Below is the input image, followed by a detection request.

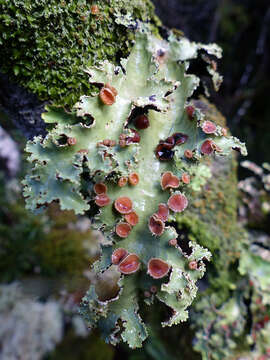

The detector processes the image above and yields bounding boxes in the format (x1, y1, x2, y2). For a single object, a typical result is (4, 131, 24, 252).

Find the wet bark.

(0, 73, 46, 140)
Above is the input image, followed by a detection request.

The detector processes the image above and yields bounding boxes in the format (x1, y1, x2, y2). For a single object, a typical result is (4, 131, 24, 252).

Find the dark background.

(154, 0, 270, 169)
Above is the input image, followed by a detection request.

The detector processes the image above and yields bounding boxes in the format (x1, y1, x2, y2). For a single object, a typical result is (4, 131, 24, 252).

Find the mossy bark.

(0, 0, 159, 106)
(0, 0, 160, 138)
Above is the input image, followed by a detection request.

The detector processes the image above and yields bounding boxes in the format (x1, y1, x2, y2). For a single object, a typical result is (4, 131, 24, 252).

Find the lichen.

(22, 27, 246, 348)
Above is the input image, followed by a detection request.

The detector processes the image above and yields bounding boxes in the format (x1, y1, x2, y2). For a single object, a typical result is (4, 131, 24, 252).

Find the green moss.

(176, 214, 220, 252)
(0, 0, 160, 106)
(35, 205, 95, 276)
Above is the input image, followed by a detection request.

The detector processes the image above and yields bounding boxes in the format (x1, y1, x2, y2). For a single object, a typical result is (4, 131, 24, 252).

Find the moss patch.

(0, 0, 159, 106)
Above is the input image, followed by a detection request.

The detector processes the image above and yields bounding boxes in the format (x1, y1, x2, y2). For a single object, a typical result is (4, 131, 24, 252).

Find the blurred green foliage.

(0, 176, 96, 281)
(46, 331, 115, 360)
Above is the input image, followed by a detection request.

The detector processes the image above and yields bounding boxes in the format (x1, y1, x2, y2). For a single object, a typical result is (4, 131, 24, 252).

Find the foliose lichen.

(22, 25, 246, 348)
